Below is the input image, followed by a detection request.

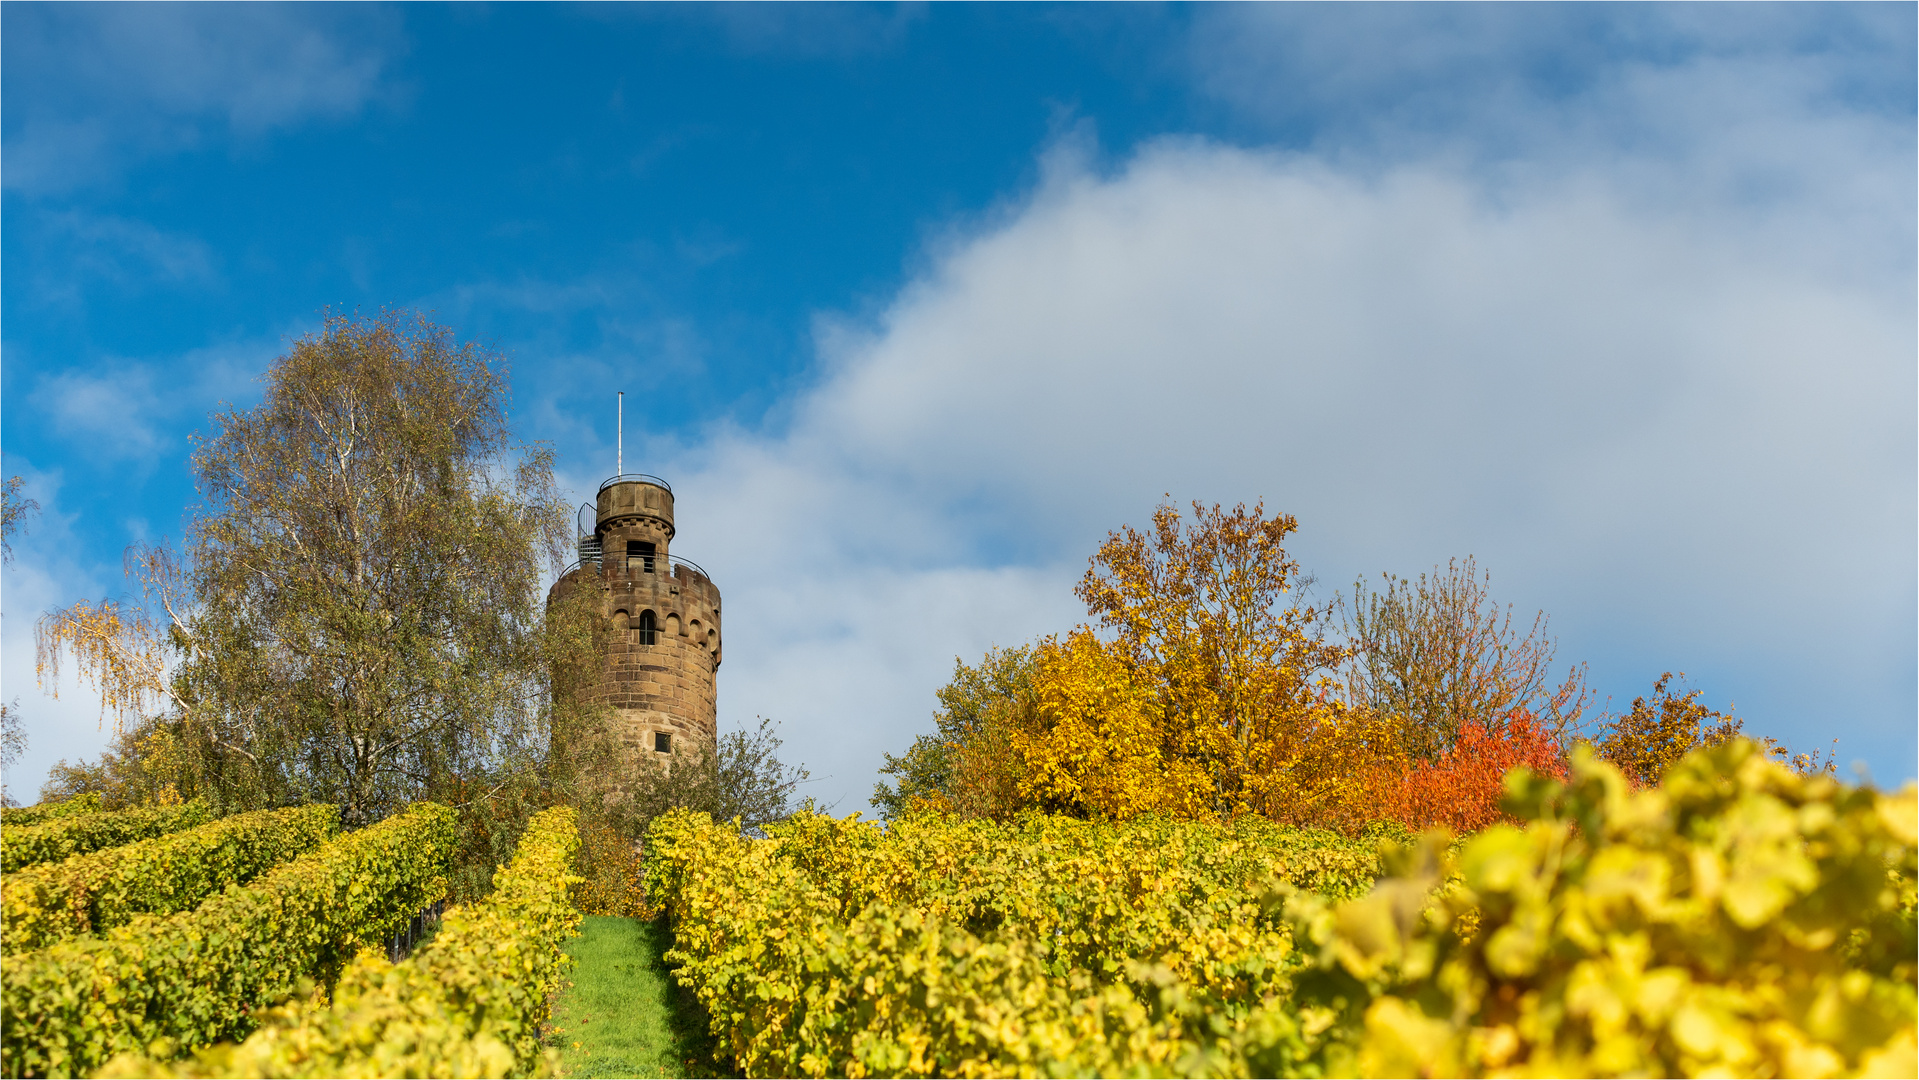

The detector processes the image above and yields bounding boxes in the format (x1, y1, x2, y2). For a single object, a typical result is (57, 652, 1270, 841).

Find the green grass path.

(550, 916, 716, 1079)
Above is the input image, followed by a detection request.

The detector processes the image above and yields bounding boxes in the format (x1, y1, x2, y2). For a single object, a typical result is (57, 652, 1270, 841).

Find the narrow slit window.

(654, 732, 672, 754)
(637, 610, 658, 645)
(627, 540, 657, 573)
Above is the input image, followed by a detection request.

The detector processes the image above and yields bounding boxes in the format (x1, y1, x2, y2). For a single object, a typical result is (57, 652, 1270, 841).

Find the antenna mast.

(617, 391, 623, 475)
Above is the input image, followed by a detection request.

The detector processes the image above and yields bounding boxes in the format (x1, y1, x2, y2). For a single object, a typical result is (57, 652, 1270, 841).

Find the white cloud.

(1186, 7, 1913, 135)
(603, 11, 1916, 805)
(1184, 5, 1915, 245)
(647, 132, 1912, 807)
(2, 4, 401, 194)
(24, 337, 276, 467)
(0, 467, 123, 804)
(50, 212, 219, 285)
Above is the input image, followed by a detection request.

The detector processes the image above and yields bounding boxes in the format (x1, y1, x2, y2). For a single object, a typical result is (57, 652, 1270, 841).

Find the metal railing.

(669, 554, 710, 579)
(597, 473, 672, 494)
(555, 552, 712, 582)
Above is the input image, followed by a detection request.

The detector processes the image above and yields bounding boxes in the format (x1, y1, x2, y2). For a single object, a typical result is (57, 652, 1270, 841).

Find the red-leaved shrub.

(1373, 710, 1569, 833)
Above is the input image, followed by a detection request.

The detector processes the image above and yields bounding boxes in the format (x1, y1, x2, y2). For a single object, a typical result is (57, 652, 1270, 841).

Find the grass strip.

(551, 916, 720, 1079)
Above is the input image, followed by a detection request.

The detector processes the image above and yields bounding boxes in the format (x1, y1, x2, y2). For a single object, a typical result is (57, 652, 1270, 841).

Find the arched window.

(637, 609, 658, 645)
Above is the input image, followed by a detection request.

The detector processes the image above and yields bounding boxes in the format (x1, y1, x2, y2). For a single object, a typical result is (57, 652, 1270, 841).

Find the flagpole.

(617, 391, 623, 475)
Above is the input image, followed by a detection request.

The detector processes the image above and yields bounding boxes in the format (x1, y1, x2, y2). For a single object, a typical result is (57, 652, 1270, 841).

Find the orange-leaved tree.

(1595, 672, 1739, 787)
(1015, 500, 1397, 823)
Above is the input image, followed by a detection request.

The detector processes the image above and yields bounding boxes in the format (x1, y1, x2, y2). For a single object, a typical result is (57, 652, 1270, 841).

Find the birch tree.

(37, 312, 575, 825)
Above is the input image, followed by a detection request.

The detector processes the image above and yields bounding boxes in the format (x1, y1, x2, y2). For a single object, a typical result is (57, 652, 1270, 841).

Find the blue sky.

(4, 3, 1914, 807)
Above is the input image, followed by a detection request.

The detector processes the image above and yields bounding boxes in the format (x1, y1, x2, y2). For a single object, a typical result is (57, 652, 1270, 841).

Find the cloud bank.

(659, 133, 1912, 805)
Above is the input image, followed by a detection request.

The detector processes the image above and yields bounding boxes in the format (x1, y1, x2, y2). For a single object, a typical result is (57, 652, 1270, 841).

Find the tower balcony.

(555, 553, 717, 605)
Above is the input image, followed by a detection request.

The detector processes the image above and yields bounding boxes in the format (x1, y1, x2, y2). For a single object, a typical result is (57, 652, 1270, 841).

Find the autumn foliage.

(1011, 502, 1413, 826)
(878, 498, 1824, 846)
(1367, 709, 1569, 833)
(674, 745, 1916, 1078)
(879, 501, 1576, 834)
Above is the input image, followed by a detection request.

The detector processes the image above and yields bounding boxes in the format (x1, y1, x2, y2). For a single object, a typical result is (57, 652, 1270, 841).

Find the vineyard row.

(645, 741, 1917, 1078)
(101, 805, 584, 1079)
(2, 802, 457, 1077)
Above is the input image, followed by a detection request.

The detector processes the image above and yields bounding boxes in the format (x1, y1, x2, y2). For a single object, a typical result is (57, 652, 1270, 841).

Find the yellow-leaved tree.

(1021, 627, 1214, 818)
(1016, 501, 1400, 823)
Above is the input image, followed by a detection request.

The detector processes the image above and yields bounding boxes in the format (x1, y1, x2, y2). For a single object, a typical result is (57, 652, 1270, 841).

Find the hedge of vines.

(0, 795, 103, 829)
(1, 801, 211, 873)
(644, 806, 1382, 1076)
(2, 804, 340, 952)
(102, 806, 584, 1079)
(0, 802, 457, 1078)
(1285, 741, 1917, 1078)
(646, 741, 1916, 1079)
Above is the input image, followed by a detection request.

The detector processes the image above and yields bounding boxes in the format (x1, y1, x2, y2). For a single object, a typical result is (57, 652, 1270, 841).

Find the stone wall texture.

(548, 478, 720, 784)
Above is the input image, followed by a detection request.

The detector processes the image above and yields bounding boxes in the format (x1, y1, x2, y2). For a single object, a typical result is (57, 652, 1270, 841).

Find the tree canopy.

(875, 499, 1825, 834)
(882, 502, 1396, 825)
(37, 311, 579, 827)
(1339, 556, 1592, 761)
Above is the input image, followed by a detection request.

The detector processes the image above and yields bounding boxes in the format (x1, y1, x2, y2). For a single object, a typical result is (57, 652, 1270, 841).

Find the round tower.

(551, 473, 721, 771)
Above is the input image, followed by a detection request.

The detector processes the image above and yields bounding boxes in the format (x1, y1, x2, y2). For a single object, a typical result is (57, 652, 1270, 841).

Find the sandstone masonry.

(549, 475, 720, 775)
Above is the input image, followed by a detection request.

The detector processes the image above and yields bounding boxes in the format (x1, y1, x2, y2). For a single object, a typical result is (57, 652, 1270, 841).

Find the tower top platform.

(596, 474, 674, 537)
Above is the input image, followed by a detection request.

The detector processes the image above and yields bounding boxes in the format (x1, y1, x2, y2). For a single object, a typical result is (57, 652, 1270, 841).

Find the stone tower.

(551, 473, 721, 767)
